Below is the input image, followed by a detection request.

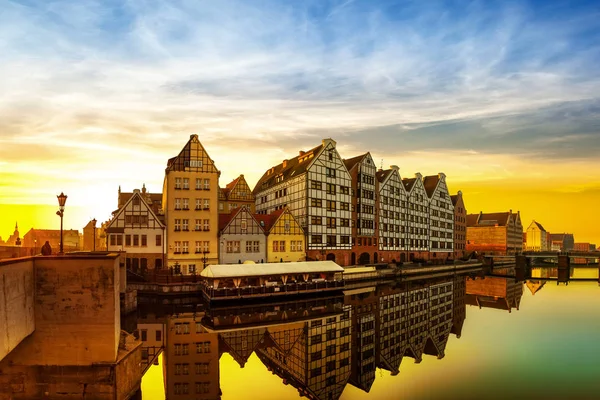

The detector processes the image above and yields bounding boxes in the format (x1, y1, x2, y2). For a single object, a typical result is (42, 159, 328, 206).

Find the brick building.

(466, 210, 523, 255)
(451, 191, 467, 260)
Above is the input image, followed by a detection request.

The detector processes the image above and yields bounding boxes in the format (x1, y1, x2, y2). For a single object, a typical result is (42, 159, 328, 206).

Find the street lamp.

(56, 192, 67, 254)
(91, 218, 97, 251)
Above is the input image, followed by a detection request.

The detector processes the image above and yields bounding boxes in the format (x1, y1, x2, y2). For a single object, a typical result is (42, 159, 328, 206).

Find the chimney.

(299, 150, 306, 157)
(390, 165, 399, 171)
(283, 159, 288, 168)
(458, 190, 462, 195)
(142, 183, 146, 194)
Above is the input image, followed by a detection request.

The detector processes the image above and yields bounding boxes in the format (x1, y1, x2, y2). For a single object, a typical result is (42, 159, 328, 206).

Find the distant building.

(402, 174, 430, 261)
(590, 244, 597, 252)
(5, 222, 21, 246)
(218, 174, 255, 214)
(218, 206, 266, 264)
(22, 228, 79, 252)
(549, 233, 575, 251)
(376, 165, 406, 264)
(574, 243, 591, 252)
(525, 220, 548, 251)
(163, 135, 220, 274)
(106, 189, 166, 272)
(82, 219, 103, 251)
(451, 191, 467, 260)
(466, 210, 523, 255)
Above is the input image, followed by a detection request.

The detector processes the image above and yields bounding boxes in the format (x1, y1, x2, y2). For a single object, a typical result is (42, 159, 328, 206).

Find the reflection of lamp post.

(202, 250, 209, 269)
(34, 239, 37, 255)
(56, 192, 68, 254)
(91, 218, 97, 251)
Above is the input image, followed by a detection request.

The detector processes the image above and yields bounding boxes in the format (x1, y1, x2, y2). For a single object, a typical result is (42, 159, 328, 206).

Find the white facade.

(106, 190, 166, 269)
(427, 174, 454, 255)
(526, 221, 548, 251)
(355, 154, 377, 238)
(404, 174, 430, 255)
(378, 166, 408, 252)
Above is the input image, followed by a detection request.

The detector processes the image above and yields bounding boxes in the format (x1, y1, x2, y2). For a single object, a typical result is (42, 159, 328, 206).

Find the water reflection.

(134, 275, 472, 400)
(465, 267, 523, 312)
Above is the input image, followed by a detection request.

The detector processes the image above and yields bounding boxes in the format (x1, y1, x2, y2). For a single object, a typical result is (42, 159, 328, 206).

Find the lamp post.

(56, 192, 67, 254)
(91, 218, 97, 251)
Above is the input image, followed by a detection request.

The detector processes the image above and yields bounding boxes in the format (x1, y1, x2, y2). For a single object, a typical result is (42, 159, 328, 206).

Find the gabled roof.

(252, 144, 323, 194)
(218, 206, 264, 233)
(253, 209, 285, 233)
(343, 153, 368, 172)
(402, 178, 417, 192)
(107, 191, 165, 231)
(450, 191, 463, 207)
(466, 214, 480, 227)
(529, 220, 546, 232)
(422, 175, 440, 198)
(376, 169, 392, 183)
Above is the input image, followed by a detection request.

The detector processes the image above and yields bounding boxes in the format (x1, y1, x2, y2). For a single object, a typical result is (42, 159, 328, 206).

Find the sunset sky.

(1, 0, 599, 244)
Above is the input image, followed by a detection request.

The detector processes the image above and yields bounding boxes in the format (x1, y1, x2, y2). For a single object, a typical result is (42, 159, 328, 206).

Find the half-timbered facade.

(218, 174, 255, 214)
(163, 134, 220, 274)
(254, 139, 353, 265)
(377, 166, 408, 263)
(424, 174, 454, 262)
(106, 189, 166, 272)
(256, 208, 306, 263)
(344, 153, 378, 264)
(218, 206, 266, 264)
(403, 174, 430, 261)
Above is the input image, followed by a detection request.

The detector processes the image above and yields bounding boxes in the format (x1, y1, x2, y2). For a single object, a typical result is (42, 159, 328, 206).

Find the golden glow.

(1, 146, 598, 245)
(141, 353, 166, 399)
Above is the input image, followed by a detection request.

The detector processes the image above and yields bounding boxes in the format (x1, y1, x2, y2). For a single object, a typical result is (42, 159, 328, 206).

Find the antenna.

(380, 159, 383, 170)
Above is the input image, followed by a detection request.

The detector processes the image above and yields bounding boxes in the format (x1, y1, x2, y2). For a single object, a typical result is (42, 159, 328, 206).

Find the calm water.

(132, 268, 600, 400)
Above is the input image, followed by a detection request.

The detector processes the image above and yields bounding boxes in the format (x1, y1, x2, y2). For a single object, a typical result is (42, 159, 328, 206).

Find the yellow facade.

(218, 174, 256, 214)
(266, 210, 305, 263)
(163, 135, 220, 273)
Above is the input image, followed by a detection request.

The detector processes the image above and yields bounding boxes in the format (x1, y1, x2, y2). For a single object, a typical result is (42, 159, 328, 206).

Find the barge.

(199, 261, 344, 302)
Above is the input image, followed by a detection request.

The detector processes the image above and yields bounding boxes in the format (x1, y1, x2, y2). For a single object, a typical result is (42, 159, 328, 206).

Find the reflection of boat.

(199, 261, 345, 302)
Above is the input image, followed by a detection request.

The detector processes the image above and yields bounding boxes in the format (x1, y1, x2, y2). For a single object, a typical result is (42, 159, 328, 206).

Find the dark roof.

(376, 168, 392, 183)
(343, 153, 367, 172)
(252, 144, 323, 194)
(466, 214, 480, 227)
(402, 178, 417, 192)
(550, 233, 573, 241)
(218, 209, 240, 231)
(422, 175, 440, 198)
(253, 209, 287, 232)
(532, 221, 546, 232)
(467, 212, 511, 227)
(119, 192, 162, 207)
(221, 175, 241, 198)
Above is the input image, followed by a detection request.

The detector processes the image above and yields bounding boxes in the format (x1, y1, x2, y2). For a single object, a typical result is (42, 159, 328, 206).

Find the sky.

(1, 0, 599, 243)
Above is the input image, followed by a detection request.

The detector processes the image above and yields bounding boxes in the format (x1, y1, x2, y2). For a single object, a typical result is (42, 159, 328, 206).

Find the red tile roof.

(343, 153, 367, 172)
(252, 144, 323, 194)
(422, 175, 440, 198)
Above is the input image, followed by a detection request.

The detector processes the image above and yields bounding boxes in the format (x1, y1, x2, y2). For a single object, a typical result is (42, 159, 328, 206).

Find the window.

(326, 168, 336, 178)
(196, 382, 210, 394)
(203, 241, 210, 252)
(291, 240, 303, 251)
(175, 177, 182, 189)
(204, 179, 210, 190)
(196, 363, 210, 375)
(310, 367, 322, 378)
(195, 198, 201, 210)
(125, 235, 132, 246)
(327, 235, 336, 246)
(203, 219, 210, 231)
(310, 198, 322, 208)
(141, 235, 147, 246)
(241, 219, 247, 231)
(326, 183, 336, 195)
(182, 178, 189, 189)
(341, 236, 350, 244)
(182, 241, 189, 253)
(195, 219, 201, 231)
(312, 235, 322, 244)
(156, 234, 161, 247)
(340, 186, 350, 195)
(175, 198, 181, 210)
(203, 199, 210, 210)
(174, 241, 181, 253)
(326, 200, 336, 211)
(116, 235, 122, 246)
(310, 180, 322, 190)
(133, 235, 139, 246)
(190, 159, 202, 168)
(189, 264, 196, 274)
(141, 330, 147, 341)
(174, 219, 181, 231)
(196, 178, 202, 190)
(340, 202, 349, 211)
(311, 216, 322, 225)
(326, 217, 336, 228)
(226, 241, 240, 253)
(278, 241, 285, 252)
(340, 218, 350, 227)
(182, 198, 189, 210)
(182, 219, 189, 231)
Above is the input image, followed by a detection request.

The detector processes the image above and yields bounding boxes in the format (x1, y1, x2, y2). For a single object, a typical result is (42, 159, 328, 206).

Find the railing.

(127, 268, 202, 285)
(203, 280, 345, 299)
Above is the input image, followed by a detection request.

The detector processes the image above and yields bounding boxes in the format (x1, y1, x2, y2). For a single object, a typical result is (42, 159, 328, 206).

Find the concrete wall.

(5, 254, 121, 366)
(0, 258, 35, 362)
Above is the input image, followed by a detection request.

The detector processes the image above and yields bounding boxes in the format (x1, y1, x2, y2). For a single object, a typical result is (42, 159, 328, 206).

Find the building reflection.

(153, 276, 466, 400)
(466, 267, 524, 313)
